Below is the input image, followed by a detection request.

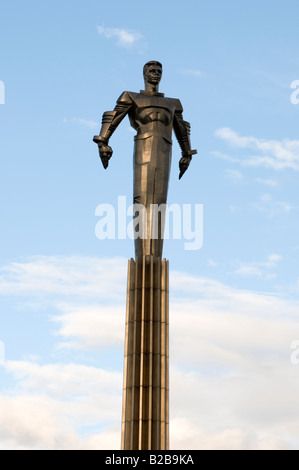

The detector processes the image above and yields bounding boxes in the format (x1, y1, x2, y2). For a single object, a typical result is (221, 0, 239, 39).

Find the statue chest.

(130, 96, 177, 127)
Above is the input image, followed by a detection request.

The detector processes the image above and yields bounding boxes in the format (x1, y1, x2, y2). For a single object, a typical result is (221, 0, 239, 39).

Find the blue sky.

(0, 0, 299, 449)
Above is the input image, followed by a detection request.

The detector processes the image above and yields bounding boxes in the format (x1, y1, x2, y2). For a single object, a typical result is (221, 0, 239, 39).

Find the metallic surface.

(93, 62, 196, 450)
(93, 61, 197, 259)
(121, 256, 169, 450)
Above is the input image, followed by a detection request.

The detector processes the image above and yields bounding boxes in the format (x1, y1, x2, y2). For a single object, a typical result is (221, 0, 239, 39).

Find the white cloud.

(235, 264, 264, 277)
(255, 177, 279, 187)
(249, 193, 295, 217)
(208, 259, 218, 267)
(52, 304, 125, 350)
(214, 127, 299, 171)
(229, 204, 241, 212)
(1, 255, 299, 449)
(0, 255, 127, 300)
(224, 169, 244, 182)
(97, 26, 143, 48)
(5, 361, 121, 401)
(0, 394, 81, 450)
(0, 361, 122, 450)
(170, 269, 298, 371)
(234, 253, 282, 279)
(211, 150, 238, 163)
(268, 254, 282, 263)
(63, 117, 99, 129)
(179, 69, 202, 78)
(170, 418, 292, 450)
(260, 193, 273, 203)
(170, 367, 297, 450)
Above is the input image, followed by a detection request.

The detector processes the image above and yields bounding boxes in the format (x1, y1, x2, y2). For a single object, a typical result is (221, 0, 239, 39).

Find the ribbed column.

(121, 255, 169, 450)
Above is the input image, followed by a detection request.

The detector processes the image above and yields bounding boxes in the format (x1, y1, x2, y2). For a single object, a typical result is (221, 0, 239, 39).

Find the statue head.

(143, 61, 163, 86)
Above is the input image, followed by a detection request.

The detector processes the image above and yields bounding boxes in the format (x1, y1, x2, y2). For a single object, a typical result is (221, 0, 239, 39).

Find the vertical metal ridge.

(151, 256, 161, 450)
(147, 255, 154, 449)
(165, 259, 169, 450)
(122, 256, 169, 450)
(121, 259, 132, 449)
(122, 258, 138, 450)
(160, 258, 165, 450)
(160, 258, 169, 450)
(131, 257, 141, 449)
(138, 256, 146, 449)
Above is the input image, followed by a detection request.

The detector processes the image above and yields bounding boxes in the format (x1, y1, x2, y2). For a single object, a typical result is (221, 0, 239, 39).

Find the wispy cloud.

(249, 193, 295, 217)
(235, 253, 282, 279)
(63, 118, 98, 130)
(1, 255, 299, 449)
(97, 26, 143, 48)
(0, 255, 127, 300)
(52, 304, 125, 351)
(179, 69, 202, 78)
(0, 361, 122, 450)
(211, 150, 238, 163)
(224, 169, 244, 182)
(255, 178, 279, 187)
(208, 259, 218, 267)
(214, 127, 299, 171)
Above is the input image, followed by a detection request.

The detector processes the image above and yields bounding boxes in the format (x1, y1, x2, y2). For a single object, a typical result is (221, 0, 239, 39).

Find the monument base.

(121, 255, 169, 450)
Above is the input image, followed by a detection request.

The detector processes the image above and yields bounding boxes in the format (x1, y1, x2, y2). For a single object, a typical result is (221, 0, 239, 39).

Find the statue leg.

(133, 136, 172, 259)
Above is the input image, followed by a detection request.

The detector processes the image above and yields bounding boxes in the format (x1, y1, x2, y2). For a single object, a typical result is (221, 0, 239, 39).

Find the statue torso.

(118, 91, 182, 142)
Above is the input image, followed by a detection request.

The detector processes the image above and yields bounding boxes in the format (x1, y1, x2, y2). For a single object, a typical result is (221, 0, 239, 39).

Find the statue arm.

(93, 91, 133, 169)
(173, 104, 197, 179)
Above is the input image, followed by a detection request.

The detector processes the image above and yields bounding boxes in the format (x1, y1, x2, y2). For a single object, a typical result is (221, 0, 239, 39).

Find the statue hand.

(99, 144, 113, 169)
(179, 156, 191, 179)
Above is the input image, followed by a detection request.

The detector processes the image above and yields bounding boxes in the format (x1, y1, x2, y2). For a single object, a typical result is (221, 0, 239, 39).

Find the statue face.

(144, 65, 162, 85)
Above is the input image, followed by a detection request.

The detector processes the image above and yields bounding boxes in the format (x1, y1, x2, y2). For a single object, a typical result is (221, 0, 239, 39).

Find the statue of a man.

(93, 61, 197, 259)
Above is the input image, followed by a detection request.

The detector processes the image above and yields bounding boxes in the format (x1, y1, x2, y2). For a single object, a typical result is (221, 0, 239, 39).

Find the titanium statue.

(93, 61, 197, 259)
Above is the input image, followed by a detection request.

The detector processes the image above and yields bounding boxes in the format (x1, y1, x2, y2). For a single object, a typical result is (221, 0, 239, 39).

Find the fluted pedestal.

(121, 255, 169, 450)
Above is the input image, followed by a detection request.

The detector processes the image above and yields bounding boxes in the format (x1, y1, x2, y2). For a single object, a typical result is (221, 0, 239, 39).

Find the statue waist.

(134, 122, 173, 143)
(134, 131, 172, 144)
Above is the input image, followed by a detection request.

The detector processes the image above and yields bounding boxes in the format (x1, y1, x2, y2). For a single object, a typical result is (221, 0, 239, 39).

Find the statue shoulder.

(173, 98, 183, 113)
(116, 91, 138, 105)
(164, 96, 183, 113)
